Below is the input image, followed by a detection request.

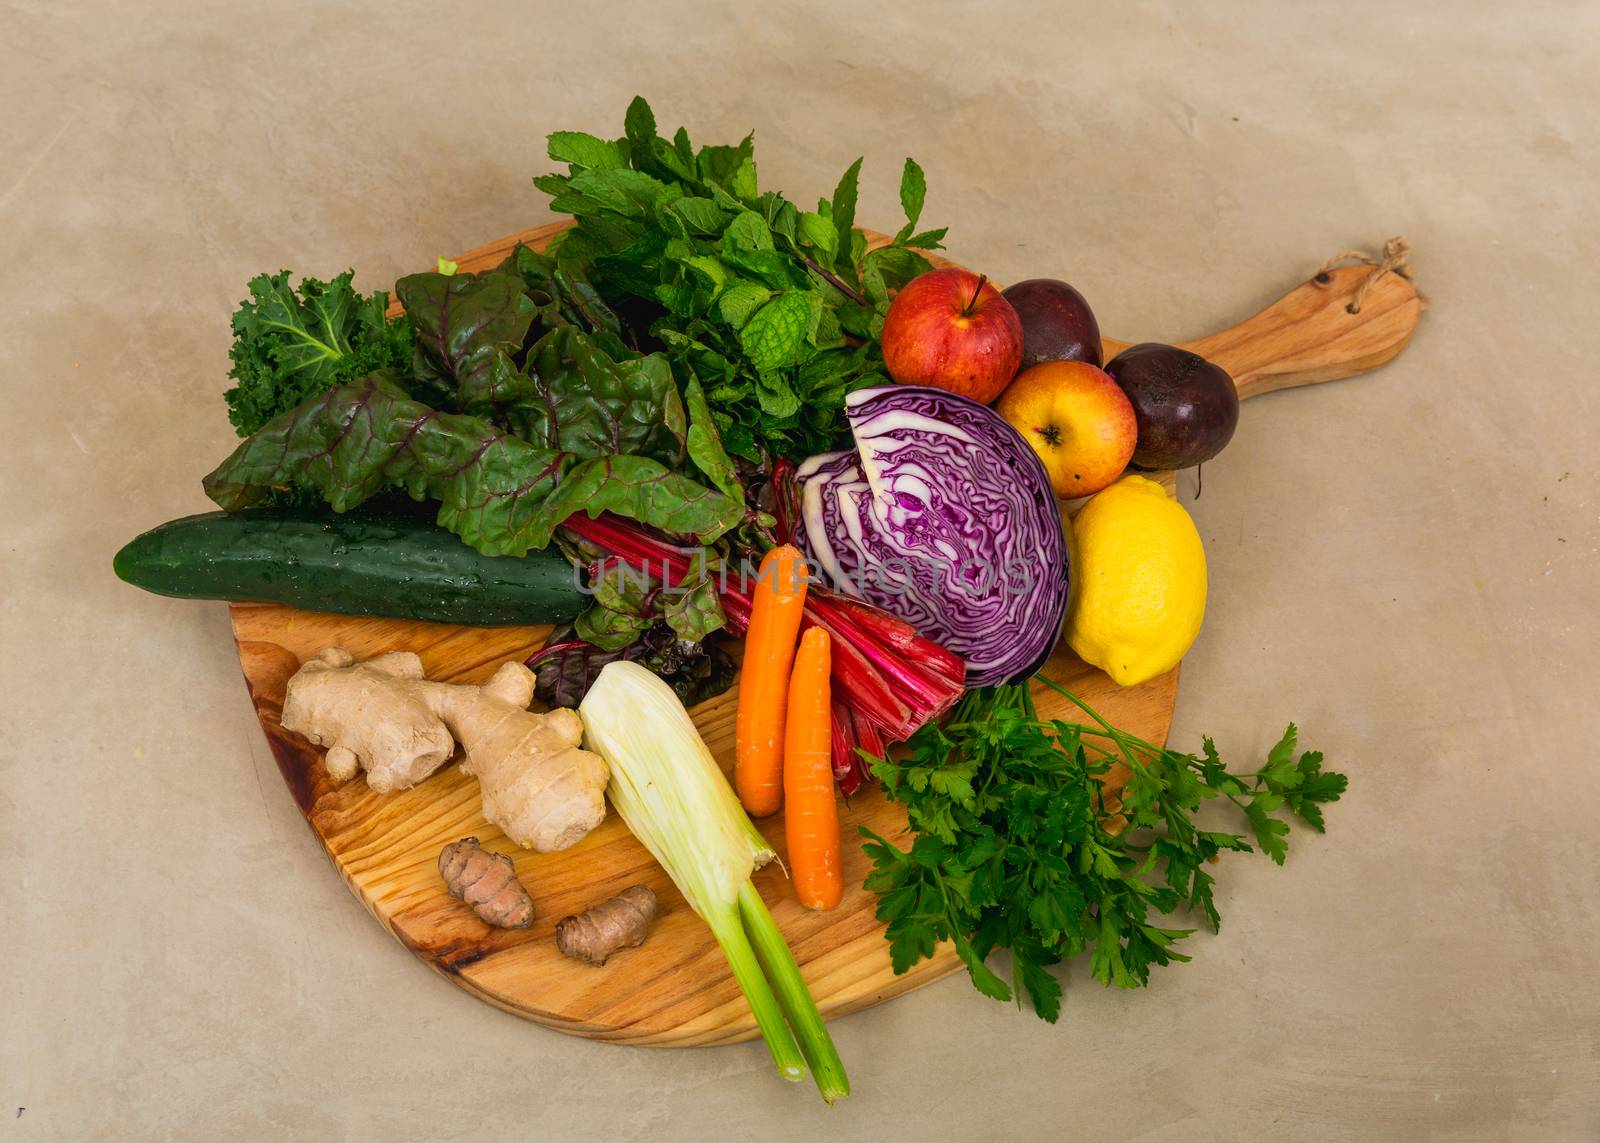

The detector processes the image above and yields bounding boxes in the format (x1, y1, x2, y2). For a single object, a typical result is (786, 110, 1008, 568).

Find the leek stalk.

(580, 661, 850, 1103)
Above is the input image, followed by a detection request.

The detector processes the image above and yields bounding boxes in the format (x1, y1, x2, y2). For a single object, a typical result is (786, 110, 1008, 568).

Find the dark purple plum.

(1001, 278, 1102, 369)
(1104, 343, 1239, 470)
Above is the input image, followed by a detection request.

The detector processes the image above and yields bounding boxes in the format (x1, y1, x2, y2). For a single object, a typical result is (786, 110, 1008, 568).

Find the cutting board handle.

(1101, 259, 1423, 403)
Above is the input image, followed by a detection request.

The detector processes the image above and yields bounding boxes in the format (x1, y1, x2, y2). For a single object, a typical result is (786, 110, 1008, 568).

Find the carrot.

(735, 545, 810, 817)
(784, 627, 842, 911)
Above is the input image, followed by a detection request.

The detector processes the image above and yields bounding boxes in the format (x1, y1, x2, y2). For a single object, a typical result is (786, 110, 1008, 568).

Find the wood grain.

(233, 606, 1177, 1044)
(237, 223, 1420, 1045)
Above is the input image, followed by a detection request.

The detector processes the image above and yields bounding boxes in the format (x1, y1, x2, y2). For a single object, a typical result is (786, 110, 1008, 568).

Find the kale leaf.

(224, 270, 411, 437)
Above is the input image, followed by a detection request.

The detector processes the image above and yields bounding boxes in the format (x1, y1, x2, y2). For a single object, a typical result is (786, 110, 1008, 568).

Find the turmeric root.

(439, 837, 534, 929)
(556, 886, 658, 965)
(281, 647, 610, 852)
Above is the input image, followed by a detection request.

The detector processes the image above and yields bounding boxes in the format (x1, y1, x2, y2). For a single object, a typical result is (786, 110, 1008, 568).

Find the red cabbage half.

(795, 385, 1068, 688)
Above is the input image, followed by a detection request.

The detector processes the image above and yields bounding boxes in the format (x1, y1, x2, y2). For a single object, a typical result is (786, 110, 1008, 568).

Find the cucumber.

(114, 508, 585, 627)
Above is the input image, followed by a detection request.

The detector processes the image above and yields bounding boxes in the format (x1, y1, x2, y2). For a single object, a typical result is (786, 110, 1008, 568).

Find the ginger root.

(282, 647, 610, 852)
(281, 648, 454, 793)
(556, 885, 658, 966)
(430, 661, 611, 853)
(439, 837, 534, 929)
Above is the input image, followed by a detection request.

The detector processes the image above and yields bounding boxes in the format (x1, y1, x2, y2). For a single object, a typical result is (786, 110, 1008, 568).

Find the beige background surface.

(3, 1, 1598, 1139)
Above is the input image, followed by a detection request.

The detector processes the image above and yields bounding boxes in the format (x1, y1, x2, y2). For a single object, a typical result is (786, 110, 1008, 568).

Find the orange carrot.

(735, 545, 810, 817)
(784, 627, 842, 911)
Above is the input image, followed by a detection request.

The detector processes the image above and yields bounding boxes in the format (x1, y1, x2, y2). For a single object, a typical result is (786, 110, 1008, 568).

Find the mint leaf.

(899, 227, 948, 250)
(830, 157, 862, 267)
(548, 131, 629, 171)
(623, 95, 657, 153)
(755, 371, 801, 418)
(716, 283, 772, 329)
(724, 209, 774, 252)
(798, 209, 840, 261)
(533, 102, 945, 462)
(664, 196, 728, 235)
(729, 156, 759, 202)
(740, 290, 815, 372)
(696, 135, 754, 190)
(566, 168, 677, 219)
(899, 157, 926, 231)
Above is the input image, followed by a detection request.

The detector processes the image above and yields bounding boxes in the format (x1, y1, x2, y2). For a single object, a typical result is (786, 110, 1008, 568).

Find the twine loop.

(1316, 236, 1416, 314)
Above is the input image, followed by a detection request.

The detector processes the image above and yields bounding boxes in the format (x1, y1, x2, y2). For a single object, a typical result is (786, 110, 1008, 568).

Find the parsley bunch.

(536, 97, 946, 461)
(861, 677, 1347, 1021)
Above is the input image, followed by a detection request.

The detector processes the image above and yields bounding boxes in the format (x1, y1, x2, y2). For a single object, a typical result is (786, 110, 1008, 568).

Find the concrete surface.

(3, 1, 1598, 1139)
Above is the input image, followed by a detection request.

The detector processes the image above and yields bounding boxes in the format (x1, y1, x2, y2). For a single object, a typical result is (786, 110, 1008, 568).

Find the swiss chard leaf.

(520, 326, 687, 465)
(661, 573, 725, 642)
(395, 268, 538, 407)
(529, 621, 734, 710)
(682, 373, 744, 504)
(201, 372, 743, 554)
(507, 245, 625, 342)
(579, 560, 657, 649)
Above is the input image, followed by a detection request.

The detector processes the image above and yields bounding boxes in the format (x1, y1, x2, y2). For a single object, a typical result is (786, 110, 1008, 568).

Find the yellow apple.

(995, 360, 1138, 499)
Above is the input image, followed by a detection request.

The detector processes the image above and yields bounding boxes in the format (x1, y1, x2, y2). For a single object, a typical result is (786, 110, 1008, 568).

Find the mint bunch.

(536, 96, 946, 461)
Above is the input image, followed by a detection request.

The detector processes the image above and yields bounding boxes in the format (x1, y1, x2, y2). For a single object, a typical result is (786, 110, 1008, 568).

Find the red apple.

(880, 268, 1023, 404)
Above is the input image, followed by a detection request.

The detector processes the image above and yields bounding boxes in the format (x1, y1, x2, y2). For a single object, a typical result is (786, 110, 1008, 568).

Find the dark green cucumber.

(113, 508, 584, 627)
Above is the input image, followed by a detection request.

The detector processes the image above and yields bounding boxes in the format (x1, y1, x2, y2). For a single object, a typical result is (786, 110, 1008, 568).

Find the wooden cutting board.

(232, 222, 1421, 1045)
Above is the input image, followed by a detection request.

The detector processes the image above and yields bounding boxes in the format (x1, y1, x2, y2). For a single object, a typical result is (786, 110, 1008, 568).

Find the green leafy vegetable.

(210, 96, 951, 667)
(682, 373, 743, 504)
(529, 620, 735, 710)
(862, 678, 1346, 1021)
(536, 96, 942, 460)
(507, 245, 627, 344)
(394, 267, 538, 409)
(520, 326, 687, 465)
(201, 371, 743, 555)
(224, 270, 411, 437)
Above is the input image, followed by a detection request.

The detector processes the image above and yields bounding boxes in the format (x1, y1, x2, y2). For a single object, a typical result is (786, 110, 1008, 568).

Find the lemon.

(1064, 475, 1207, 687)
